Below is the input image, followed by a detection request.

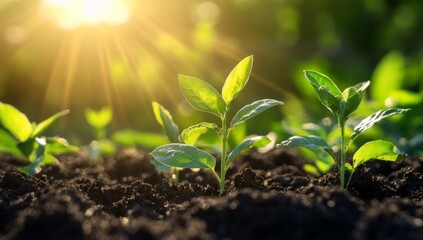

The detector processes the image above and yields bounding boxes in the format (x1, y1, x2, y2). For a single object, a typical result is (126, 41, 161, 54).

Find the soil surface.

(1, 148, 422, 239)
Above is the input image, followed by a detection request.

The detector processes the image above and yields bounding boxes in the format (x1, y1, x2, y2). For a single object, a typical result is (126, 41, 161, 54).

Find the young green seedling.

(0, 102, 77, 175)
(279, 71, 410, 189)
(150, 56, 283, 194)
(85, 107, 116, 158)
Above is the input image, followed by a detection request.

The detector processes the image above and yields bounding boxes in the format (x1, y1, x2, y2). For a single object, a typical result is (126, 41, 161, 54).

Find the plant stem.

(338, 117, 346, 189)
(346, 170, 354, 189)
(219, 112, 229, 195)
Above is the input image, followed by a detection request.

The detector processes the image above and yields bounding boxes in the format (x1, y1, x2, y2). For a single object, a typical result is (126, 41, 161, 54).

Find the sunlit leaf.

(0, 128, 22, 157)
(222, 55, 253, 104)
(178, 74, 226, 117)
(230, 99, 283, 128)
(352, 140, 402, 169)
(350, 108, 410, 142)
(371, 51, 404, 102)
(0, 102, 33, 142)
(226, 136, 270, 169)
(354, 81, 370, 92)
(341, 87, 362, 118)
(181, 122, 218, 145)
(85, 107, 112, 129)
(152, 102, 180, 143)
(304, 70, 342, 115)
(45, 137, 79, 154)
(279, 135, 334, 159)
(150, 143, 216, 169)
(32, 110, 69, 138)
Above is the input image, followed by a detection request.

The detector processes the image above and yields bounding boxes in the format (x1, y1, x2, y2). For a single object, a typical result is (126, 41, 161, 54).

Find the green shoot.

(84, 107, 116, 158)
(150, 56, 283, 194)
(279, 71, 410, 189)
(0, 102, 77, 175)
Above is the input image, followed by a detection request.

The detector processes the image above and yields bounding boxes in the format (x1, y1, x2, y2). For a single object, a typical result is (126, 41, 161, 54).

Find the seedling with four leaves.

(279, 71, 410, 189)
(0, 102, 78, 175)
(150, 56, 283, 194)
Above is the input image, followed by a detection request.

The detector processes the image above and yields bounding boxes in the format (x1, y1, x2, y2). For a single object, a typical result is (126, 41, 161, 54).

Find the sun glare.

(42, 0, 133, 30)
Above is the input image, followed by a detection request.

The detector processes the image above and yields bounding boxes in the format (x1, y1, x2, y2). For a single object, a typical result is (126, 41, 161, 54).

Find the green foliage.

(0, 102, 77, 175)
(85, 107, 112, 139)
(151, 56, 283, 194)
(279, 71, 410, 189)
(152, 102, 180, 143)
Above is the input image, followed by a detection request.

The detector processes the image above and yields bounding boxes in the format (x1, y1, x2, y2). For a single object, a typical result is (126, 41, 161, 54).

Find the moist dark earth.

(1, 148, 422, 240)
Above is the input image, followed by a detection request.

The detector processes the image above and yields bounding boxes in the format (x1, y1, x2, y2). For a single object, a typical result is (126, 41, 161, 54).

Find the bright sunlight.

(42, 0, 133, 30)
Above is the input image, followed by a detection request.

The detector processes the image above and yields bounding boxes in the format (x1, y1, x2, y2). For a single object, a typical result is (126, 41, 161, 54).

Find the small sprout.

(85, 107, 113, 139)
(278, 71, 410, 189)
(84, 107, 116, 158)
(0, 102, 77, 175)
(150, 56, 283, 194)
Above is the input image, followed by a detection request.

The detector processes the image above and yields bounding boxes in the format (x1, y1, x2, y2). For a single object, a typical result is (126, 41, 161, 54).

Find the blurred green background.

(0, 0, 422, 151)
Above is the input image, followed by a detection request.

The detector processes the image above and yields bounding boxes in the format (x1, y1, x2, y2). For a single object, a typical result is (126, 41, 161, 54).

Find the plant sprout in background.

(85, 107, 116, 159)
(151, 56, 283, 194)
(0, 102, 78, 175)
(279, 71, 410, 189)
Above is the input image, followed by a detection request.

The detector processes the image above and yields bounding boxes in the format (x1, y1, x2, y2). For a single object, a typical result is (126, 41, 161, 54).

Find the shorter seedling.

(85, 107, 116, 158)
(0, 102, 77, 175)
(151, 56, 283, 194)
(279, 71, 410, 189)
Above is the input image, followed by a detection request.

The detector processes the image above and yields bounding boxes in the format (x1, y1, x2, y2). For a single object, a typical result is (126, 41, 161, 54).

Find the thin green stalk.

(338, 117, 346, 189)
(346, 170, 354, 188)
(219, 112, 229, 195)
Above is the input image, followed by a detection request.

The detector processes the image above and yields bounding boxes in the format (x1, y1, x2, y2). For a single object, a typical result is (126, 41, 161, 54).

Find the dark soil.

(1, 148, 422, 239)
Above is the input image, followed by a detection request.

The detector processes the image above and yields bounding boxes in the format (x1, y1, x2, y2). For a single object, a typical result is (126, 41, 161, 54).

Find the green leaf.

(304, 70, 342, 115)
(45, 137, 79, 155)
(150, 143, 216, 169)
(32, 110, 69, 138)
(0, 102, 33, 142)
(112, 130, 169, 149)
(85, 107, 112, 129)
(350, 108, 410, 142)
(226, 136, 270, 169)
(150, 158, 172, 172)
(27, 137, 47, 176)
(354, 81, 370, 92)
(352, 140, 402, 170)
(178, 74, 226, 117)
(279, 135, 334, 159)
(0, 128, 22, 156)
(230, 99, 283, 128)
(341, 87, 363, 118)
(152, 102, 180, 143)
(181, 122, 218, 145)
(345, 162, 353, 173)
(222, 55, 253, 104)
(371, 51, 404, 102)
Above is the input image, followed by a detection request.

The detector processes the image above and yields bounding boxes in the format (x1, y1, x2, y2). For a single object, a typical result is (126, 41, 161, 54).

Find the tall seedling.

(279, 71, 410, 189)
(151, 56, 283, 194)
